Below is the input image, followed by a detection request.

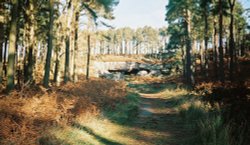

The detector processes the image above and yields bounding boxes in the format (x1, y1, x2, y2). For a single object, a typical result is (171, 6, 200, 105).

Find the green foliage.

(167, 23, 185, 50)
(84, 0, 119, 20)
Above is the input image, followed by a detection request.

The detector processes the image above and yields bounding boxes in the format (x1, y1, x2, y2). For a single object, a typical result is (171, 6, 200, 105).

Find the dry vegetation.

(0, 78, 127, 144)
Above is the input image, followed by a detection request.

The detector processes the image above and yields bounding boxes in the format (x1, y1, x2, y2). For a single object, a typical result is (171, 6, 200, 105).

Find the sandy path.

(127, 93, 187, 145)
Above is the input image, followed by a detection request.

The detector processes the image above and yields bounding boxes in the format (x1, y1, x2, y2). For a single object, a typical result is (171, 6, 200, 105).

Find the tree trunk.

(228, 0, 235, 81)
(218, 0, 224, 82)
(73, 11, 79, 83)
(26, 0, 36, 83)
(64, 0, 73, 83)
(0, 20, 4, 84)
(53, 28, 64, 86)
(53, 50, 59, 82)
(181, 44, 186, 78)
(3, 37, 8, 77)
(7, 0, 19, 91)
(43, 0, 54, 87)
(185, 9, 194, 86)
(86, 35, 91, 80)
(70, 17, 75, 81)
(64, 36, 70, 82)
(200, 40, 204, 74)
(213, 19, 218, 79)
(204, 7, 209, 77)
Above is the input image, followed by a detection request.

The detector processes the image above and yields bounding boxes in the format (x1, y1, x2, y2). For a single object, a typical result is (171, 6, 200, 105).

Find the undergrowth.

(179, 98, 246, 145)
(0, 78, 127, 145)
(38, 92, 140, 145)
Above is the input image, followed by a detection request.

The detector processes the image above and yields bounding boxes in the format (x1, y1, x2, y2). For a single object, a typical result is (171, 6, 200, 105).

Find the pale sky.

(109, 0, 250, 29)
(110, 0, 167, 29)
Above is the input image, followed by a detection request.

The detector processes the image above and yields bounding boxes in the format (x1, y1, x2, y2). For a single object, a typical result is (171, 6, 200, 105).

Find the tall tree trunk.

(192, 40, 197, 74)
(228, 0, 235, 81)
(0, 19, 4, 84)
(218, 0, 224, 82)
(23, 25, 29, 82)
(53, 49, 60, 83)
(185, 9, 194, 86)
(73, 11, 79, 83)
(86, 35, 91, 80)
(54, 26, 64, 86)
(3, 37, 8, 77)
(181, 44, 186, 78)
(64, 0, 72, 83)
(24, 0, 36, 83)
(64, 36, 70, 82)
(7, 0, 19, 91)
(204, 7, 209, 77)
(0, 43, 2, 84)
(213, 19, 218, 78)
(70, 17, 75, 81)
(43, 0, 54, 87)
(200, 40, 204, 74)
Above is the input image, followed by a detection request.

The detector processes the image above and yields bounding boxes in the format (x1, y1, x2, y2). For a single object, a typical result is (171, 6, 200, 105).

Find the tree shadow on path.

(72, 122, 123, 145)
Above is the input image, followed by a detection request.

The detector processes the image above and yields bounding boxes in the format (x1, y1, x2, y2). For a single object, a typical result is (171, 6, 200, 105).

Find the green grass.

(104, 92, 140, 124)
(179, 101, 235, 145)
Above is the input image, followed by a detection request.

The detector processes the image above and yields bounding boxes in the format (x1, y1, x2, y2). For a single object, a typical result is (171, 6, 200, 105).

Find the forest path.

(45, 83, 190, 145)
(125, 92, 188, 145)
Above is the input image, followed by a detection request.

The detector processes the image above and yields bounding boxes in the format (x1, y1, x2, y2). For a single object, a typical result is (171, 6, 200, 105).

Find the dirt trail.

(130, 93, 187, 145)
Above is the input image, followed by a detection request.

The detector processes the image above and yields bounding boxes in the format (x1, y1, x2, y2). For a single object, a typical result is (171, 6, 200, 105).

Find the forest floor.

(40, 82, 192, 145)
(0, 76, 194, 145)
(0, 76, 249, 145)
